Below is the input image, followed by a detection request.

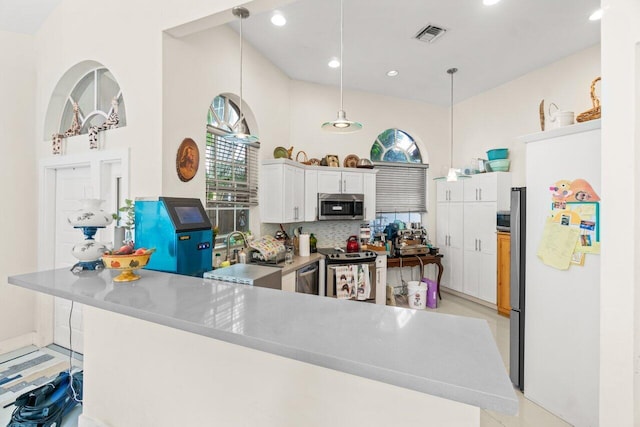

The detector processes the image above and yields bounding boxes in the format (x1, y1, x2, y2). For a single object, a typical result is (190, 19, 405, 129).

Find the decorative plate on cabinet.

(343, 154, 360, 168)
(273, 146, 289, 159)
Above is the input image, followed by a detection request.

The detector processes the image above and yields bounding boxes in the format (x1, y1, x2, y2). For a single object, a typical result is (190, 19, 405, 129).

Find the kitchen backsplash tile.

(261, 221, 363, 249)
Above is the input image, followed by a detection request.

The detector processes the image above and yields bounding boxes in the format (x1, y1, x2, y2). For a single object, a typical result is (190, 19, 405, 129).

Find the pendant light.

(445, 67, 468, 182)
(321, 0, 362, 133)
(225, 7, 259, 144)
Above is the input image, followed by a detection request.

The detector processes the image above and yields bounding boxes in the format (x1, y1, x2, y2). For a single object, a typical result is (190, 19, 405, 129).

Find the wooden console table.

(387, 254, 444, 300)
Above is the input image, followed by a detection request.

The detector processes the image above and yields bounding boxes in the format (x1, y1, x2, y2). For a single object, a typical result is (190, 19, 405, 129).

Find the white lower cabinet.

(282, 271, 296, 292)
(436, 201, 464, 293)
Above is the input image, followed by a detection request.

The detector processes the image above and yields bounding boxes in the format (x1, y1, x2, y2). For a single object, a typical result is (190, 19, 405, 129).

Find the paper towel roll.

(299, 233, 310, 257)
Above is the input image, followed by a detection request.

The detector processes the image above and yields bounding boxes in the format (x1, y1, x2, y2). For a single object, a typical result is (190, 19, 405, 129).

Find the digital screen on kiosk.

(174, 206, 205, 225)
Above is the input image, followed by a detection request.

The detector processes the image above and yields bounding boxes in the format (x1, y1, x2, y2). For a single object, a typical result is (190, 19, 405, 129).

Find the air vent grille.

(414, 24, 447, 43)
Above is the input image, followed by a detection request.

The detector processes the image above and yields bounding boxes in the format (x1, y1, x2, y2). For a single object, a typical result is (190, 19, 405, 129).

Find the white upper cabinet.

(317, 170, 364, 194)
(260, 162, 305, 223)
(463, 172, 512, 209)
(436, 180, 464, 202)
(261, 159, 376, 223)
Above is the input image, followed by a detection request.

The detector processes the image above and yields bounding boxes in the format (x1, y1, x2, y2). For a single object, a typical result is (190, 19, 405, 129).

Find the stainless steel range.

(318, 248, 377, 302)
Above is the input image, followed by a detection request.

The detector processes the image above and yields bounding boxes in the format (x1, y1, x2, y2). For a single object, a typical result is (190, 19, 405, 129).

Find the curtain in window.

(375, 162, 428, 213)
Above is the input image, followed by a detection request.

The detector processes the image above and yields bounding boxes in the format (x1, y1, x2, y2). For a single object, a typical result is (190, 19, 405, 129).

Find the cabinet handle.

(475, 238, 478, 251)
(343, 179, 346, 192)
(475, 188, 478, 201)
(479, 239, 482, 252)
(479, 188, 482, 200)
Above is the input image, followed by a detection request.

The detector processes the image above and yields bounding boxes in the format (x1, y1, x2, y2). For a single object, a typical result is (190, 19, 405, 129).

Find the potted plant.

(113, 199, 135, 246)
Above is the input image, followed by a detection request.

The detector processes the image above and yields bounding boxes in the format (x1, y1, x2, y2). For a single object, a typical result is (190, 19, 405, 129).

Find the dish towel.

(334, 266, 355, 299)
(356, 264, 371, 300)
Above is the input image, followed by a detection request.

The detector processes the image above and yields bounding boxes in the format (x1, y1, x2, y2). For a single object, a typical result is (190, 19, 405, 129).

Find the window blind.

(375, 162, 429, 213)
(205, 132, 259, 207)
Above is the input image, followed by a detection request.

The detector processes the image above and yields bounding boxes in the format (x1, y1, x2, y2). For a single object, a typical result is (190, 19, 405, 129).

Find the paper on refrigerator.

(537, 219, 581, 270)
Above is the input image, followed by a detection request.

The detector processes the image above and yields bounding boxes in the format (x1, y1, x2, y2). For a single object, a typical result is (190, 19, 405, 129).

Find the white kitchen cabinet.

(260, 162, 305, 223)
(436, 173, 511, 304)
(304, 169, 318, 221)
(363, 172, 376, 221)
(317, 170, 364, 194)
(281, 271, 296, 292)
(463, 172, 511, 208)
(436, 180, 464, 202)
(463, 202, 498, 303)
(436, 200, 464, 293)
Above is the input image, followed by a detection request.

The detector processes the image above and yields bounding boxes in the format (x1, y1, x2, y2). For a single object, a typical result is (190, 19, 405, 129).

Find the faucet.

(226, 231, 248, 263)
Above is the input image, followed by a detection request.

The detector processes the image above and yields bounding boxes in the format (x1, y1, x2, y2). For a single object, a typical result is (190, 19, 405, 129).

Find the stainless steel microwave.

(318, 193, 364, 220)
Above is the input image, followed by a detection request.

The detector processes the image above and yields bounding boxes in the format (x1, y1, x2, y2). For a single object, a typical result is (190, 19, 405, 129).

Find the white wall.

(455, 44, 601, 187)
(599, 0, 639, 425)
(0, 31, 37, 349)
(161, 22, 448, 234)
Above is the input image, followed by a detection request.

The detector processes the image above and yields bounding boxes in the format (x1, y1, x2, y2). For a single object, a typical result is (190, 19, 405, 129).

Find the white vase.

(67, 199, 113, 227)
(72, 240, 108, 261)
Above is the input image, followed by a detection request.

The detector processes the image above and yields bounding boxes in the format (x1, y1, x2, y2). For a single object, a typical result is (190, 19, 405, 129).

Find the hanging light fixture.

(444, 67, 468, 182)
(225, 7, 259, 144)
(321, 0, 362, 133)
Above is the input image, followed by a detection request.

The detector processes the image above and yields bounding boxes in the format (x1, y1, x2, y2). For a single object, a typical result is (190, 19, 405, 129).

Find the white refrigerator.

(520, 119, 601, 427)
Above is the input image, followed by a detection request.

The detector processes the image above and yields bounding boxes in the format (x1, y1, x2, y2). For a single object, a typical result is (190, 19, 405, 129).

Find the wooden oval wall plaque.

(176, 138, 199, 182)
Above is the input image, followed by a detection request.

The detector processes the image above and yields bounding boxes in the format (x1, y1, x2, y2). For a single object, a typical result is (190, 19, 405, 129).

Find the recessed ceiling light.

(271, 12, 286, 26)
(483, 0, 501, 5)
(589, 8, 603, 21)
(328, 58, 340, 68)
(386, 70, 399, 77)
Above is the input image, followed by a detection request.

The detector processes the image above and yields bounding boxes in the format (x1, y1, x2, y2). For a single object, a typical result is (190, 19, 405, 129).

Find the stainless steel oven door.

(326, 261, 376, 301)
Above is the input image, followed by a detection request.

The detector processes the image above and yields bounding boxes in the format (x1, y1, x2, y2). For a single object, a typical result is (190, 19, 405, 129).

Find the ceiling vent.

(414, 24, 447, 43)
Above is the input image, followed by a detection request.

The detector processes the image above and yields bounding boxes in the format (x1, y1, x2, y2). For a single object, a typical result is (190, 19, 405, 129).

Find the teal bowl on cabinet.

(487, 148, 509, 160)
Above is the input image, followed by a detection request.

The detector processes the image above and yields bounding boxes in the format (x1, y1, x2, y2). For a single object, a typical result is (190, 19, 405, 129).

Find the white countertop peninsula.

(9, 268, 517, 426)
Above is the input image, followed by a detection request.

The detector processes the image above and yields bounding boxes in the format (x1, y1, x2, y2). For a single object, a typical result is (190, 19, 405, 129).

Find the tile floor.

(0, 345, 82, 427)
(407, 291, 572, 427)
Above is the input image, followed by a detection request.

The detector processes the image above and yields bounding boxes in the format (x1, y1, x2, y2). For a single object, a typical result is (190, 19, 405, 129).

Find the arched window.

(370, 128, 422, 163)
(59, 67, 126, 134)
(369, 128, 428, 229)
(205, 94, 258, 238)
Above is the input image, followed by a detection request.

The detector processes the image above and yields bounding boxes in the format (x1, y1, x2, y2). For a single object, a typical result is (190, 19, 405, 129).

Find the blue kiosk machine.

(135, 197, 213, 277)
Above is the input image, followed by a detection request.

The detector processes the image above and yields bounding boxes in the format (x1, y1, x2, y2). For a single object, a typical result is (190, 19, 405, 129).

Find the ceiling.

(0, 0, 61, 34)
(0, 0, 600, 106)
(230, 0, 601, 105)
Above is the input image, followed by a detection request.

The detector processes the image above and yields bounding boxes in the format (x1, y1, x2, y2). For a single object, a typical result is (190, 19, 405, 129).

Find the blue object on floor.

(7, 370, 83, 427)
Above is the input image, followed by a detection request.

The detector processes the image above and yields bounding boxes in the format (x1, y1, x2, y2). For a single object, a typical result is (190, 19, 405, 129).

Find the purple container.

(421, 278, 438, 309)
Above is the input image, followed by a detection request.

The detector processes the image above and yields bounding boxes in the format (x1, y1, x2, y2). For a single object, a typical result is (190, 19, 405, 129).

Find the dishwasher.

(296, 262, 319, 295)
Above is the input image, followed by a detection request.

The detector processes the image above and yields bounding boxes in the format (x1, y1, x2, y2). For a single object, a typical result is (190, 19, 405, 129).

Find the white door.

(53, 166, 92, 352)
(50, 160, 123, 353)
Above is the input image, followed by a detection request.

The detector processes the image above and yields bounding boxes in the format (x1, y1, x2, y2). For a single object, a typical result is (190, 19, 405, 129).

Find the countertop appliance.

(346, 235, 360, 253)
(318, 193, 364, 220)
(135, 197, 213, 277)
(204, 264, 281, 290)
(509, 187, 526, 391)
(318, 248, 377, 302)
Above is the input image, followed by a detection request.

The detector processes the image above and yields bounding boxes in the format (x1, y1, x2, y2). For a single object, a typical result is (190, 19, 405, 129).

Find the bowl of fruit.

(102, 244, 155, 282)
